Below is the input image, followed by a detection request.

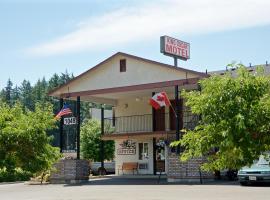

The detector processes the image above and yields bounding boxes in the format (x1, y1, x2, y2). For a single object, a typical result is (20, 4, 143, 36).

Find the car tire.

(98, 167, 107, 176)
(227, 170, 237, 181)
(240, 181, 248, 186)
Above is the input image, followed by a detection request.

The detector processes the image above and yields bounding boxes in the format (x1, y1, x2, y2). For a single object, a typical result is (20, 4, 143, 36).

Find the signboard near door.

(117, 140, 136, 155)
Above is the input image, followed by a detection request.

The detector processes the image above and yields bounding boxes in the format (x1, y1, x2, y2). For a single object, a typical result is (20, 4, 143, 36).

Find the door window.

(139, 143, 149, 160)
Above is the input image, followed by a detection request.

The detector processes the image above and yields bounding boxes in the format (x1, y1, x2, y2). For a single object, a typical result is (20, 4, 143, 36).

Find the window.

(120, 59, 126, 72)
(139, 143, 148, 160)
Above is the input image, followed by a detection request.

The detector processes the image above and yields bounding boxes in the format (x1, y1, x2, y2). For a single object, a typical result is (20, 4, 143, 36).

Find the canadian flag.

(150, 92, 171, 109)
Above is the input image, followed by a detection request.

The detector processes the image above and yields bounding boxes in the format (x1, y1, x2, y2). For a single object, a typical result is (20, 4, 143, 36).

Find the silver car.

(238, 155, 270, 185)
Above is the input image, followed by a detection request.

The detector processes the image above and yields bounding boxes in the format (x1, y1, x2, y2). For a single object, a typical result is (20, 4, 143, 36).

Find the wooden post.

(76, 96, 81, 159)
(59, 98, 63, 153)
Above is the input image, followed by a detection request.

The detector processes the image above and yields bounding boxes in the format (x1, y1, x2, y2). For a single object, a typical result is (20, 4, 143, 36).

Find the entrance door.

(155, 141, 165, 173)
(154, 107, 165, 131)
(169, 99, 183, 131)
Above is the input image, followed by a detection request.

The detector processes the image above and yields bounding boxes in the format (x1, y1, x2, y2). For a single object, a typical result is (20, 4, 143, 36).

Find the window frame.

(120, 59, 126, 72)
(138, 142, 149, 160)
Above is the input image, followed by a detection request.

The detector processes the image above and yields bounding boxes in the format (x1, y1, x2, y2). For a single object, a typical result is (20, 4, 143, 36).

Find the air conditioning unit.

(139, 163, 148, 170)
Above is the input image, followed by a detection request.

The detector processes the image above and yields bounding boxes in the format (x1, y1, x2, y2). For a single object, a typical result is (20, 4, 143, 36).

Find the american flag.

(55, 104, 72, 119)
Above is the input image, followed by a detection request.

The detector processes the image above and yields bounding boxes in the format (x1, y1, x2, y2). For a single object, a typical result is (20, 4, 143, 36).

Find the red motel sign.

(160, 36, 190, 61)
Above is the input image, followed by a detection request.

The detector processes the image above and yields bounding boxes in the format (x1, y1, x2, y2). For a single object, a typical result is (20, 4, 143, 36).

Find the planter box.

(50, 159, 89, 184)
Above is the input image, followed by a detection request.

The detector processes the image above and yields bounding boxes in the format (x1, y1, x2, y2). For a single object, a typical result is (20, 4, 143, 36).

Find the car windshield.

(256, 155, 270, 166)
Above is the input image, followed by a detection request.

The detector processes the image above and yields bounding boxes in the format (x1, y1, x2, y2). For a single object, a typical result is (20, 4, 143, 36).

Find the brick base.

(50, 159, 89, 184)
(167, 153, 214, 182)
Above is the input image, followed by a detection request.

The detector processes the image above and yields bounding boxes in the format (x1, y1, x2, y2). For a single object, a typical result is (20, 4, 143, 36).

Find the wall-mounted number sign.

(64, 117, 77, 125)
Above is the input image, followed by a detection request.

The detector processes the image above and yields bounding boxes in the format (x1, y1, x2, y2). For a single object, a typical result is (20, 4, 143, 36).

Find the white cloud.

(26, 0, 270, 56)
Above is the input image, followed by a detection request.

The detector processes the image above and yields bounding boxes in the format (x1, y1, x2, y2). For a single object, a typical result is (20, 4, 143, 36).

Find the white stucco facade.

(50, 53, 201, 97)
(115, 139, 154, 175)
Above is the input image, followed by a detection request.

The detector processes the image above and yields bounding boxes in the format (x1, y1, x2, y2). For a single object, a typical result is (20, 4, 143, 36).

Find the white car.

(238, 155, 270, 185)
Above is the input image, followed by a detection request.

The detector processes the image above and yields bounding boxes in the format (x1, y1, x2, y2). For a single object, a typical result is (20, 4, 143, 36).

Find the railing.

(104, 110, 199, 134)
(105, 114, 153, 133)
(183, 110, 200, 131)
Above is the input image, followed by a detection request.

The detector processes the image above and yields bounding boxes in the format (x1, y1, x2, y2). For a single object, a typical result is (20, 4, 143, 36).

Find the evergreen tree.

(6, 79, 13, 105)
(12, 85, 20, 104)
(0, 89, 5, 102)
(1, 79, 13, 106)
(33, 78, 48, 104)
(59, 70, 74, 85)
(20, 80, 34, 110)
(41, 77, 49, 102)
(33, 79, 42, 102)
(48, 73, 60, 91)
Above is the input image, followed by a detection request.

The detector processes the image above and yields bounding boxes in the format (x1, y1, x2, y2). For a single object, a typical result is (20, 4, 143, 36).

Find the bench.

(119, 162, 138, 175)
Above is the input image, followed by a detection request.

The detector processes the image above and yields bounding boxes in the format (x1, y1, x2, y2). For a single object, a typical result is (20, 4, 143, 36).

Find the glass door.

(155, 140, 165, 173)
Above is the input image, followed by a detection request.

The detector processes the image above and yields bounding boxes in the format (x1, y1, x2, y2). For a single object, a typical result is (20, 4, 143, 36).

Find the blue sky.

(0, 0, 270, 89)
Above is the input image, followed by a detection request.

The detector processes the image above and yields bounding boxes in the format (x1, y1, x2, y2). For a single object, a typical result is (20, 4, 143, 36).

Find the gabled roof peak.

(48, 52, 208, 96)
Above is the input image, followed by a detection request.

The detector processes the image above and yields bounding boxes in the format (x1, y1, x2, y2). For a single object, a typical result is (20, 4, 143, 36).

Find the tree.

(81, 119, 114, 161)
(12, 85, 20, 103)
(0, 89, 5, 102)
(0, 101, 61, 176)
(0, 71, 95, 154)
(171, 64, 270, 171)
(0, 79, 13, 106)
(59, 70, 74, 85)
(47, 71, 74, 114)
(32, 77, 48, 104)
(48, 73, 60, 92)
(20, 80, 34, 110)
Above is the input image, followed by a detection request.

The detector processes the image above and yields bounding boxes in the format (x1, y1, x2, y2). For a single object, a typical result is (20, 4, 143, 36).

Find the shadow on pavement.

(240, 182, 270, 187)
(62, 176, 241, 187)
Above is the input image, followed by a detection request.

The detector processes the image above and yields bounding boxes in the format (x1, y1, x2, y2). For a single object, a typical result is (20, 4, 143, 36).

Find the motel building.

(49, 37, 215, 182)
(49, 52, 215, 182)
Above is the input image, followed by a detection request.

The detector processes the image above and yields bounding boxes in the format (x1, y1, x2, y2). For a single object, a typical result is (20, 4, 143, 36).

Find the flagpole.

(169, 101, 177, 118)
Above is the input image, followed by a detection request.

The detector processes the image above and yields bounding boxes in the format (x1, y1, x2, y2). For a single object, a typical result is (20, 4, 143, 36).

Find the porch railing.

(104, 110, 199, 134)
(105, 114, 154, 133)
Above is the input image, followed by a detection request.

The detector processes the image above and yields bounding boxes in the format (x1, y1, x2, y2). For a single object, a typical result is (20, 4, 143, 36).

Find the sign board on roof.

(160, 36, 190, 61)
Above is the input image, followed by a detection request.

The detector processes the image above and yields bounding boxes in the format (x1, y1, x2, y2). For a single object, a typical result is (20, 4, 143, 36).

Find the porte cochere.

(49, 52, 214, 182)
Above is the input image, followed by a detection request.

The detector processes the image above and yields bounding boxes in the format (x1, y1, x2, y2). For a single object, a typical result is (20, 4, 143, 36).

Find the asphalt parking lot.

(0, 177, 269, 200)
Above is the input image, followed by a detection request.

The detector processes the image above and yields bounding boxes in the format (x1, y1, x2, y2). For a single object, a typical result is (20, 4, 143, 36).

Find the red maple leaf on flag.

(157, 94, 165, 102)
